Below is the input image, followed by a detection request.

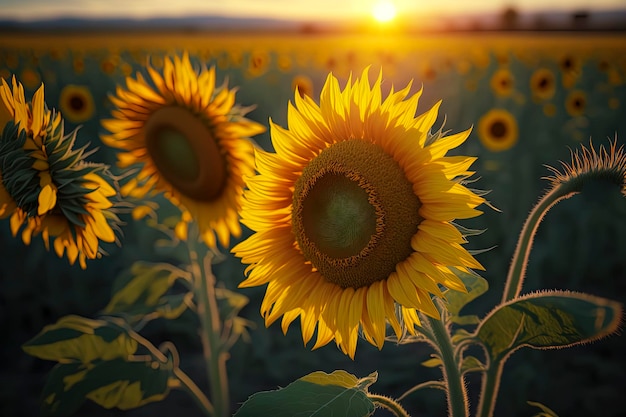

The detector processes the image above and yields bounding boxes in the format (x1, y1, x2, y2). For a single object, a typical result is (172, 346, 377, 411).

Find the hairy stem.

(502, 183, 575, 303)
(425, 314, 469, 417)
(369, 394, 410, 417)
(476, 359, 505, 417)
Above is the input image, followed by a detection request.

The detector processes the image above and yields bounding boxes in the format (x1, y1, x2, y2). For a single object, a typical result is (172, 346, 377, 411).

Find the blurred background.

(1, 1, 625, 416)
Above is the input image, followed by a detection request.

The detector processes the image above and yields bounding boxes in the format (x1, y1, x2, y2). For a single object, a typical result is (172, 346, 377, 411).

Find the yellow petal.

(38, 184, 57, 214)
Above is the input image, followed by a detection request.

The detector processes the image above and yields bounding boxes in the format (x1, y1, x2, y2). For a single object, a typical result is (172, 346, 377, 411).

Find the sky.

(0, 0, 625, 21)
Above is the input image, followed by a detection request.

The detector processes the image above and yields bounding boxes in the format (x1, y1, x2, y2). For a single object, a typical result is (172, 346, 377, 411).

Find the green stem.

(369, 394, 410, 417)
(174, 367, 215, 416)
(475, 359, 504, 417)
(502, 183, 575, 303)
(425, 314, 469, 417)
(397, 381, 446, 401)
(188, 227, 230, 417)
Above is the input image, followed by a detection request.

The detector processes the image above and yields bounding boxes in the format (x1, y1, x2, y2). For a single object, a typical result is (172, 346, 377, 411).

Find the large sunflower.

(232, 69, 485, 358)
(101, 53, 265, 248)
(0, 76, 120, 269)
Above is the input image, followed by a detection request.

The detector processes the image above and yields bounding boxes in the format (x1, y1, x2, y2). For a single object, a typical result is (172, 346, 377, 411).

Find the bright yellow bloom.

(101, 53, 265, 248)
(478, 108, 519, 152)
(232, 69, 485, 358)
(0, 76, 120, 269)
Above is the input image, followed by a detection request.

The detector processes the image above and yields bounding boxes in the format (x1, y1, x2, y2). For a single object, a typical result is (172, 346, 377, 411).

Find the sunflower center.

(292, 139, 422, 289)
(144, 106, 227, 202)
(302, 173, 377, 259)
(69, 94, 85, 112)
(489, 120, 507, 140)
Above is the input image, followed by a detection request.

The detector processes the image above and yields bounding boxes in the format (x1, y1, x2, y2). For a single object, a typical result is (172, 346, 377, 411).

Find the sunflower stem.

(425, 313, 469, 417)
(174, 367, 215, 416)
(502, 183, 575, 303)
(188, 225, 230, 417)
(475, 358, 504, 417)
(369, 394, 410, 417)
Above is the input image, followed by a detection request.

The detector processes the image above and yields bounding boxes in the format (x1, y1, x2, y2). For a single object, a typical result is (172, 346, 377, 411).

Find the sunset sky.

(1, 0, 625, 21)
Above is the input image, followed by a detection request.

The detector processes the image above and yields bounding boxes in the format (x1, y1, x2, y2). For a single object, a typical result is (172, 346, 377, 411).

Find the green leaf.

(527, 401, 559, 417)
(446, 269, 489, 325)
(460, 355, 485, 375)
(216, 286, 249, 321)
(421, 357, 443, 368)
(22, 315, 137, 364)
(476, 290, 622, 361)
(41, 358, 172, 416)
(450, 328, 474, 345)
(234, 370, 377, 417)
(104, 262, 191, 326)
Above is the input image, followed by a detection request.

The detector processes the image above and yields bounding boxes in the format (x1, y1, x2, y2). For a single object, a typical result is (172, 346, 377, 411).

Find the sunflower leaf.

(216, 286, 249, 321)
(103, 261, 191, 327)
(40, 358, 172, 416)
(22, 315, 138, 364)
(460, 355, 486, 375)
(421, 357, 443, 368)
(234, 370, 377, 417)
(476, 290, 622, 362)
(446, 269, 489, 325)
(527, 401, 560, 417)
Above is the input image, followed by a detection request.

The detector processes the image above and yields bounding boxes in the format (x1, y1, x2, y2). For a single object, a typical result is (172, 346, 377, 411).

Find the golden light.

(372, 0, 397, 23)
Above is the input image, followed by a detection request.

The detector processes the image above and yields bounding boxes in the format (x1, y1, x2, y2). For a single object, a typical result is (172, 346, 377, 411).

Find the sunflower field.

(1, 31, 625, 417)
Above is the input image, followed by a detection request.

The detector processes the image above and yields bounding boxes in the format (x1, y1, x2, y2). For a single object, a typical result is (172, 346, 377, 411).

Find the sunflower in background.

(233, 69, 486, 358)
(530, 68, 556, 102)
(0, 76, 121, 269)
(59, 84, 95, 124)
(101, 53, 265, 248)
(565, 90, 587, 117)
(490, 68, 515, 97)
(478, 109, 519, 152)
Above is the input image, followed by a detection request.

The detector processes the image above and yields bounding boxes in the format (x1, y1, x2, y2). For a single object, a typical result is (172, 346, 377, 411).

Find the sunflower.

(0, 76, 120, 269)
(565, 90, 587, 117)
(559, 53, 581, 89)
(490, 68, 514, 97)
(232, 69, 485, 358)
(477, 109, 518, 152)
(530, 68, 556, 101)
(101, 53, 265, 248)
(291, 75, 314, 99)
(59, 84, 95, 123)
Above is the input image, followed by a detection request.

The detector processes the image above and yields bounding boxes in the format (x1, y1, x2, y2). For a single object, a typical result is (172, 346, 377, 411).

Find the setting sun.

(372, 0, 397, 23)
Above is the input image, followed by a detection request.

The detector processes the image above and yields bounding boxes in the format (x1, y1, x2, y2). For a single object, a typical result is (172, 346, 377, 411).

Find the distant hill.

(0, 8, 625, 33)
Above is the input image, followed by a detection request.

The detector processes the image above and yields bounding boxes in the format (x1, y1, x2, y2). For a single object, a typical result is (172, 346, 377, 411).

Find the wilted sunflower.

(0, 76, 120, 269)
(101, 53, 265, 248)
(232, 69, 485, 358)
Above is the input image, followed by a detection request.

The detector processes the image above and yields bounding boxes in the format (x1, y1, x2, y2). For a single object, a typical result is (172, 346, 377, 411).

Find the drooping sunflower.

(0, 76, 121, 269)
(232, 69, 486, 358)
(477, 108, 519, 152)
(101, 53, 265, 248)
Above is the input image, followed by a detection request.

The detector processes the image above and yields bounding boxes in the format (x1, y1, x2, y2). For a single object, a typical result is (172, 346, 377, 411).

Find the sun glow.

(372, 0, 397, 23)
